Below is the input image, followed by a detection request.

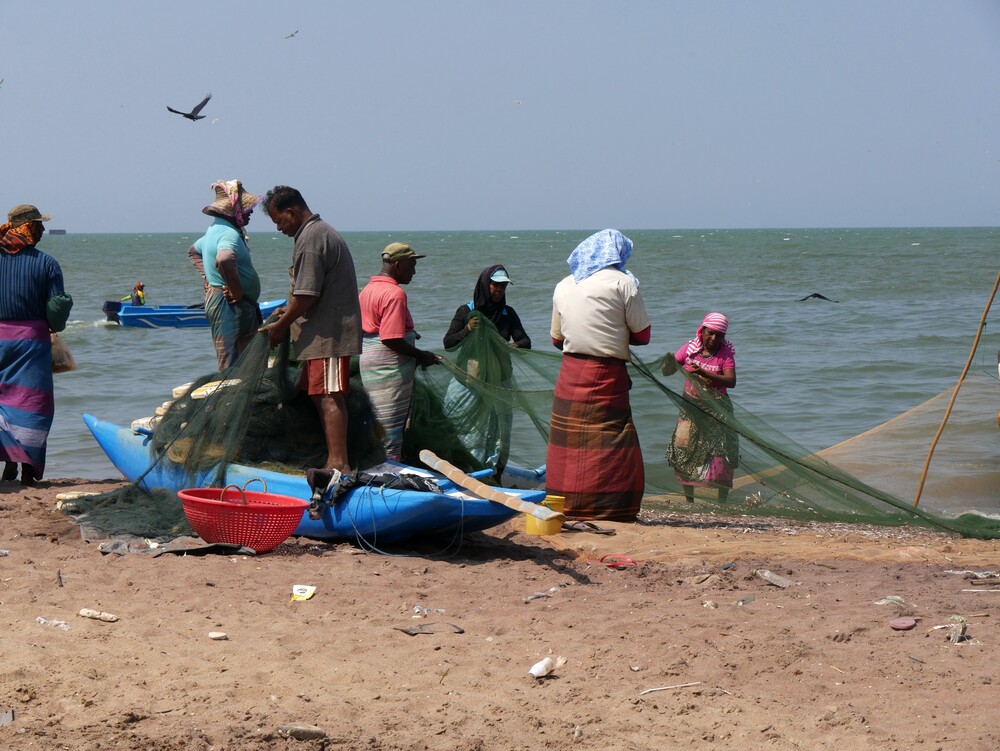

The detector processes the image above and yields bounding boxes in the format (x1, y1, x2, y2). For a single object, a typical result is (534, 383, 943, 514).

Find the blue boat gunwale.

(105, 299, 286, 329)
(82, 414, 546, 544)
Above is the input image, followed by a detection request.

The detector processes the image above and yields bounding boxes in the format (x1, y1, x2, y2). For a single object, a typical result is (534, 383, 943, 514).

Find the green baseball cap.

(381, 242, 426, 262)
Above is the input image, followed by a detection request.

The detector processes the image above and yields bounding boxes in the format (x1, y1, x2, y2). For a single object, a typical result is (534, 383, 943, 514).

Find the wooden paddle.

(419, 449, 564, 522)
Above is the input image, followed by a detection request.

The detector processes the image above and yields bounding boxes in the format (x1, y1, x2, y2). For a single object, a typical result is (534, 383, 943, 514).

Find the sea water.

(41, 227, 999, 513)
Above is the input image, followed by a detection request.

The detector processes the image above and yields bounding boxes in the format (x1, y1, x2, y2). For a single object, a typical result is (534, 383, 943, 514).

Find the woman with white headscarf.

(546, 229, 651, 522)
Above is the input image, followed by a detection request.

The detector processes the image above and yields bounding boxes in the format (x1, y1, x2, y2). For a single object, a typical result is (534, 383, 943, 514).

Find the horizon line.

(43, 224, 1000, 235)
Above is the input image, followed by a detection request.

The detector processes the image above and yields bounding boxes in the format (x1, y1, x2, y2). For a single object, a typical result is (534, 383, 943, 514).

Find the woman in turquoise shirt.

(187, 180, 262, 370)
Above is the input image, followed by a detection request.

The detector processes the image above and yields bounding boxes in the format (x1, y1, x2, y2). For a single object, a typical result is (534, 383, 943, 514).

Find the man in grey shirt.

(260, 186, 361, 476)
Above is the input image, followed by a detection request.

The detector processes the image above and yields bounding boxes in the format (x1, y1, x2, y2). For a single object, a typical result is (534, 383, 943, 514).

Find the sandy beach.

(2, 476, 998, 750)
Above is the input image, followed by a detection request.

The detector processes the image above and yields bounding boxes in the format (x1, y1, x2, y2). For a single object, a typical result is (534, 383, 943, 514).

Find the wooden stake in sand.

(418, 450, 564, 522)
(639, 682, 702, 696)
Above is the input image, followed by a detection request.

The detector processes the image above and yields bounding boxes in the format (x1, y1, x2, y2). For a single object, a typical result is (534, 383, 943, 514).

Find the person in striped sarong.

(0, 204, 72, 486)
(188, 180, 264, 371)
(358, 243, 440, 461)
(546, 229, 651, 521)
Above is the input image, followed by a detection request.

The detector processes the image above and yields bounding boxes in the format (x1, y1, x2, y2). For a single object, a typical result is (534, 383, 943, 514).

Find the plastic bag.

(51, 333, 77, 374)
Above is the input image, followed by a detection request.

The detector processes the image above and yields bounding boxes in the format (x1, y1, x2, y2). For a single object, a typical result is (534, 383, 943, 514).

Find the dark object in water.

(102, 299, 122, 324)
(167, 92, 212, 121)
(798, 293, 839, 302)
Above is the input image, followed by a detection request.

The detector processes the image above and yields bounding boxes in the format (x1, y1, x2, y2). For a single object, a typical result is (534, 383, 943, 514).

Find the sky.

(4, 1, 1000, 233)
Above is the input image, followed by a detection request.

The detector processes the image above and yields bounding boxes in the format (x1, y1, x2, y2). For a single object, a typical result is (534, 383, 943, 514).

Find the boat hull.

(82, 414, 543, 544)
(102, 299, 285, 329)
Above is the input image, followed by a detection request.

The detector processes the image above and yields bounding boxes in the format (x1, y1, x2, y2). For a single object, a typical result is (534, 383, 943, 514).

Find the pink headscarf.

(700, 312, 728, 334)
(684, 312, 733, 359)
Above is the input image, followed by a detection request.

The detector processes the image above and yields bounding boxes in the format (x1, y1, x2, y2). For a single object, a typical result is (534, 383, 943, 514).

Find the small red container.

(178, 484, 309, 554)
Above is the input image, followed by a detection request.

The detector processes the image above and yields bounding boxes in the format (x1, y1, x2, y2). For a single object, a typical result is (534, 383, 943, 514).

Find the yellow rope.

(913, 268, 1000, 507)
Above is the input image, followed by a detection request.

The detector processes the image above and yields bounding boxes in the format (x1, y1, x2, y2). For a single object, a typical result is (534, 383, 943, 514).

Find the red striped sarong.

(545, 353, 644, 521)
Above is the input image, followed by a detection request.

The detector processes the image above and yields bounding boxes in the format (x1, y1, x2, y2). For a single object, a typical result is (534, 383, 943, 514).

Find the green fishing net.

(151, 336, 387, 477)
(64, 311, 1000, 540)
(62, 331, 388, 538)
(414, 316, 1000, 539)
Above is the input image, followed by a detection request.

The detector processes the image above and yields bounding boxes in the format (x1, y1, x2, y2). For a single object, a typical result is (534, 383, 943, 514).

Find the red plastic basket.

(177, 481, 309, 553)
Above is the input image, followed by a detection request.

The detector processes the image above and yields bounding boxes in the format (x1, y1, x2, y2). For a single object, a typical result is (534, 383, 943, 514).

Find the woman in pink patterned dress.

(666, 312, 738, 502)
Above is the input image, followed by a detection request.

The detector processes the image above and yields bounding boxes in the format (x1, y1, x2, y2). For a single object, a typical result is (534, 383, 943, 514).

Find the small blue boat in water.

(101, 299, 286, 329)
(82, 415, 545, 544)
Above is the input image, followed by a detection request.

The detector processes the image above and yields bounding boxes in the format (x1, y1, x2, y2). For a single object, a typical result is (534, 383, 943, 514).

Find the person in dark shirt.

(441, 265, 530, 479)
(0, 204, 72, 485)
(442, 265, 531, 350)
(129, 282, 145, 306)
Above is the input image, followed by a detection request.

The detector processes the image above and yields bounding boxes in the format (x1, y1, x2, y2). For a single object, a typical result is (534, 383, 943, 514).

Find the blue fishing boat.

(83, 414, 546, 544)
(101, 299, 286, 328)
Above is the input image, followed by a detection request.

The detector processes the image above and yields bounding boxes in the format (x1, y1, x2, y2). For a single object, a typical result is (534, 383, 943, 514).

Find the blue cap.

(489, 268, 512, 284)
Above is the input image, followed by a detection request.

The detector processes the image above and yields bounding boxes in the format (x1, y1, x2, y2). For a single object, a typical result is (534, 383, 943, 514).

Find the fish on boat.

(101, 299, 286, 329)
(83, 414, 546, 544)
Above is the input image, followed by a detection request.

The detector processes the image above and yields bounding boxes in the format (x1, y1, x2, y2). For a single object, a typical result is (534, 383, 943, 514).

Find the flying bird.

(285, 30, 299, 39)
(798, 293, 839, 303)
(167, 92, 212, 121)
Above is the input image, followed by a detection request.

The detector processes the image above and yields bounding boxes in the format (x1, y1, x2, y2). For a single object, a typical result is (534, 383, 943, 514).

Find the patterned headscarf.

(0, 221, 43, 255)
(685, 312, 734, 359)
(204, 179, 261, 228)
(700, 312, 728, 335)
(566, 229, 638, 290)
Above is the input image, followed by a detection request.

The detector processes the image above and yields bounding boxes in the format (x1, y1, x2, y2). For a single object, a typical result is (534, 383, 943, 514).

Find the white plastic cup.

(528, 657, 555, 678)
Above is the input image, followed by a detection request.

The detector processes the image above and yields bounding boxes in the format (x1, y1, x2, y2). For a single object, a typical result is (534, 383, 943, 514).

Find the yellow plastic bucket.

(525, 495, 565, 536)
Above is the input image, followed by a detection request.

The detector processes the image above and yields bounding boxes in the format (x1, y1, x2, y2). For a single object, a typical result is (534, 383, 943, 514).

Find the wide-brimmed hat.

(7, 204, 52, 227)
(202, 179, 260, 221)
(381, 242, 426, 262)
